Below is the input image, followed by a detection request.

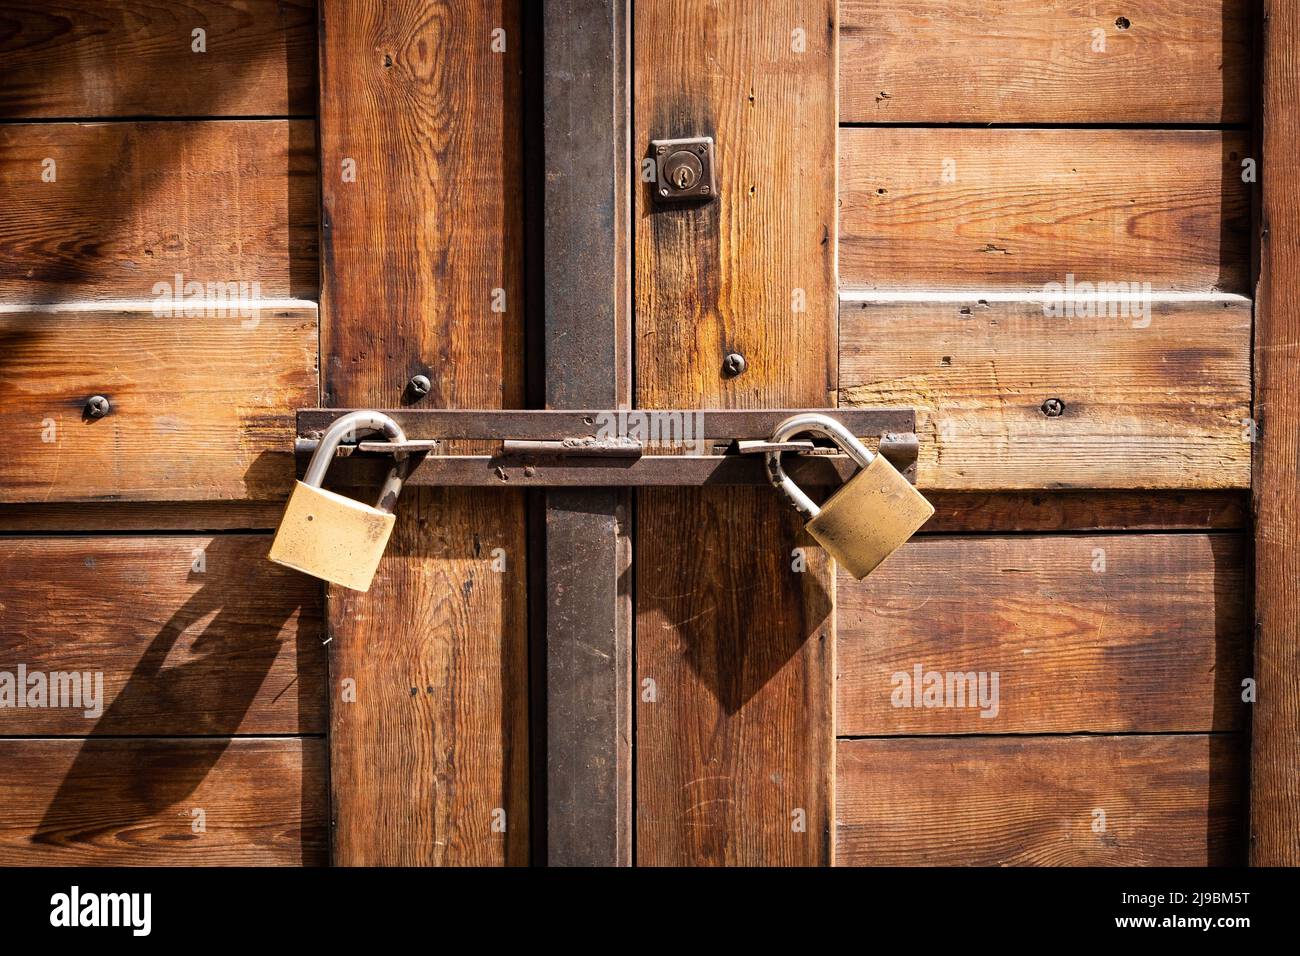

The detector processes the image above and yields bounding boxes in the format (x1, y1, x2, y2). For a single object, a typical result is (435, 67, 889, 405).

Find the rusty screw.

(84, 395, 111, 419)
(1041, 397, 1065, 418)
(408, 374, 432, 398)
(722, 352, 747, 377)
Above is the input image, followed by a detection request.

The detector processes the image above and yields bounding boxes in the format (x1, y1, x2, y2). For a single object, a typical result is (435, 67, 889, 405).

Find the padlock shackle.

(303, 411, 409, 513)
(764, 412, 875, 518)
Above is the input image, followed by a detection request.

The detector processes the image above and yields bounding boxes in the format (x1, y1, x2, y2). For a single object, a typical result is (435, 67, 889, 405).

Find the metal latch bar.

(293, 408, 919, 487)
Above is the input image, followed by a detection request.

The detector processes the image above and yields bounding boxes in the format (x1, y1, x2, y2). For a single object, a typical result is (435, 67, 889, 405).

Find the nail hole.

(1115, 16, 1130, 29)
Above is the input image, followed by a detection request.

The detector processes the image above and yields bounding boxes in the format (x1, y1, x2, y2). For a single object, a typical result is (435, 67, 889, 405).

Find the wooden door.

(629, 0, 1259, 866)
(1, 0, 1295, 869)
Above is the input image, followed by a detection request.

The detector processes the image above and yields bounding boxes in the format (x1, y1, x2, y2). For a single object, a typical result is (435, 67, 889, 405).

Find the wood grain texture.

(836, 735, 1246, 866)
(637, 487, 833, 866)
(840, 129, 1252, 294)
(839, 296, 1251, 490)
(923, 490, 1248, 533)
(320, 0, 529, 866)
(1252, 0, 1300, 866)
(841, 0, 1253, 124)
(0, 0, 316, 118)
(837, 534, 1250, 735)
(0, 305, 317, 502)
(319, 2, 523, 410)
(0, 121, 318, 301)
(633, 0, 836, 866)
(0, 737, 326, 865)
(0, 535, 323, 735)
(329, 487, 528, 866)
(634, 2, 836, 408)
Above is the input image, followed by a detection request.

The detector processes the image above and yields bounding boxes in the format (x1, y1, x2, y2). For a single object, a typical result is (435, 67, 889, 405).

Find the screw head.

(659, 187, 669, 196)
(408, 374, 432, 398)
(656, 145, 667, 155)
(1041, 397, 1065, 417)
(84, 395, 110, 419)
(722, 352, 747, 377)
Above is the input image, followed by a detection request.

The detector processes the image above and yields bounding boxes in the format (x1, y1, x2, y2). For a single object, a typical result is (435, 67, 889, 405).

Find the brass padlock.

(268, 411, 409, 592)
(765, 413, 933, 580)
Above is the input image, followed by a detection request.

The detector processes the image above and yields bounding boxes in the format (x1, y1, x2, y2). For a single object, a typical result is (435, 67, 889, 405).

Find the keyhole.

(662, 150, 703, 193)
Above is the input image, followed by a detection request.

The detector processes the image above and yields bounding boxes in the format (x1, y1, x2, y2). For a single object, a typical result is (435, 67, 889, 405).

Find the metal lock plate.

(651, 136, 716, 202)
(805, 455, 934, 580)
(268, 481, 397, 592)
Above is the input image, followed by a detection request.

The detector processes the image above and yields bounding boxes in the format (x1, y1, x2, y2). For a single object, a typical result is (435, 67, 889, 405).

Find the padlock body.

(268, 481, 395, 591)
(806, 455, 934, 580)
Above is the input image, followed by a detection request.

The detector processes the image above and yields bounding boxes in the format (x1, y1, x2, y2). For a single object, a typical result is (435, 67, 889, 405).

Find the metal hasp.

(294, 408, 919, 487)
(651, 136, 716, 202)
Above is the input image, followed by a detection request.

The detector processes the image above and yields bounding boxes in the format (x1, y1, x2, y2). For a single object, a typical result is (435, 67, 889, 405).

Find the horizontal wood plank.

(841, 0, 1252, 124)
(0, 121, 318, 301)
(840, 129, 1251, 294)
(0, 535, 323, 735)
(837, 534, 1250, 735)
(923, 490, 1248, 532)
(0, 737, 326, 865)
(837, 735, 1246, 865)
(840, 295, 1251, 490)
(0, 0, 316, 118)
(0, 305, 317, 501)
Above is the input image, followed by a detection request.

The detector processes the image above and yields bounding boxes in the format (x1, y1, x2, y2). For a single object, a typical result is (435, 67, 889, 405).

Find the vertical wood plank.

(634, 0, 837, 865)
(319, 0, 528, 866)
(541, 0, 632, 868)
(1253, 0, 1300, 866)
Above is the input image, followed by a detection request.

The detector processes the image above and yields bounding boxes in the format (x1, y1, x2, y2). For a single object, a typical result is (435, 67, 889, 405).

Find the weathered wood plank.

(0, 535, 323, 735)
(0, 0, 316, 118)
(320, 0, 529, 866)
(840, 129, 1252, 293)
(633, 0, 837, 866)
(0, 737, 327, 865)
(839, 295, 1252, 490)
(841, 0, 1253, 124)
(837, 735, 1246, 866)
(1252, 0, 1300, 867)
(637, 487, 834, 865)
(838, 534, 1250, 735)
(0, 305, 317, 501)
(0, 121, 318, 301)
(923, 490, 1248, 532)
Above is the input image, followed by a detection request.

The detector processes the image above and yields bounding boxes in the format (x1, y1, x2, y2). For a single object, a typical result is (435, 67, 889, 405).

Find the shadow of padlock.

(268, 411, 408, 592)
(765, 413, 933, 580)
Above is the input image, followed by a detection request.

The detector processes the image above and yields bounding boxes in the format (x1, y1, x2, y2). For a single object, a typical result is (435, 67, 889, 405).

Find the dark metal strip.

(297, 407, 915, 440)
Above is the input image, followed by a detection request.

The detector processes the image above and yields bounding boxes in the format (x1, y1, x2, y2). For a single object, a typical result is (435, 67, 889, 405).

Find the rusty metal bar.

(537, 0, 633, 869)
(296, 407, 915, 442)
